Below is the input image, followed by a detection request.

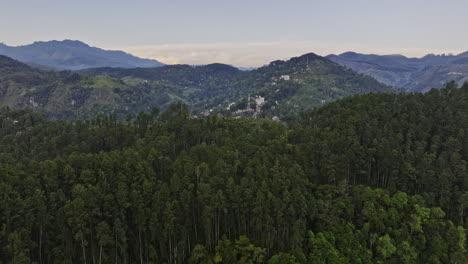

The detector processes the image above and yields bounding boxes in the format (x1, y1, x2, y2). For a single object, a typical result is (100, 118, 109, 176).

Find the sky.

(1, 0, 467, 67)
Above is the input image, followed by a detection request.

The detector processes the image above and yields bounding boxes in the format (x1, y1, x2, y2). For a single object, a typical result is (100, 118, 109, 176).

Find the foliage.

(0, 83, 467, 263)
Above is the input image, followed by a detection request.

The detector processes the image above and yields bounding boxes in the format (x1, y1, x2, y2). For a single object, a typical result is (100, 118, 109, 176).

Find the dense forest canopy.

(0, 82, 467, 263)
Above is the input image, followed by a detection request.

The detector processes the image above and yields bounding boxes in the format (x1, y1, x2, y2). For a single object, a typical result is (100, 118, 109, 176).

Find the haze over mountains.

(0, 40, 164, 70)
(1, 40, 467, 94)
(1, 39, 468, 120)
(327, 51, 468, 92)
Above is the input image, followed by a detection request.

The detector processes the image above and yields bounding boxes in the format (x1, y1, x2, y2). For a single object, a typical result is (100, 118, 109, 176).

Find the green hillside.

(0, 55, 190, 119)
(81, 53, 396, 120)
(222, 53, 396, 119)
(0, 53, 395, 120)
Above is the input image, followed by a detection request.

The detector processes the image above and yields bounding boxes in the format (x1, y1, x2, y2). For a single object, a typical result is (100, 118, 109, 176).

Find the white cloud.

(109, 41, 465, 67)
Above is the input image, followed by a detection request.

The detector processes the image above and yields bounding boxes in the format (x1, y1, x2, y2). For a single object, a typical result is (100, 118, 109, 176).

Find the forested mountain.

(1, 82, 467, 263)
(0, 40, 164, 70)
(0, 55, 160, 120)
(81, 53, 395, 119)
(327, 51, 468, 92)
(0, 53, 394, 120)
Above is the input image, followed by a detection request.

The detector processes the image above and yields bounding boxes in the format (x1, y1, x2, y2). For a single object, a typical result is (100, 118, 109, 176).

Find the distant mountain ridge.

(0, 40, 164, 70)
(327, 51, 468, 92)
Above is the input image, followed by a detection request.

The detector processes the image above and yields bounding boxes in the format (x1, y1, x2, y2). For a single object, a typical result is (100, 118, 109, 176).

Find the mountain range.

(2, 39, 468, 120)
(0, 40, 164, 70)
(327, 51, 468, 92)
(1, 40, 467, 94)
(0, 53, 394, 120)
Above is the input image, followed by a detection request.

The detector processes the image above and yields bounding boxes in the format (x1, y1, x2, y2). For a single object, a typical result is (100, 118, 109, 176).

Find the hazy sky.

(1, 0, 467, 66)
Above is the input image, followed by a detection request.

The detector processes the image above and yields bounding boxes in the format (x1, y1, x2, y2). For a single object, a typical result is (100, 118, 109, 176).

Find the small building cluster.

(29, 97, 39, 108)
(232, 95, 267, 118)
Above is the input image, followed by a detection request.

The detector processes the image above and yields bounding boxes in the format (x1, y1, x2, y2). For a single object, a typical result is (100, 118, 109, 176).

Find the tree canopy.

(0, 83, 467, 263)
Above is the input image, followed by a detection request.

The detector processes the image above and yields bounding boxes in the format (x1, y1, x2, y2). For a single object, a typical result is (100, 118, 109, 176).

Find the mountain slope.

(0, 40, 164, 70)
(0, 55, 247, 119)
(82, 53, 395, 119)
(0, 55, 55, 108)
(230, 53, 396, 118)
(0, 55, 165, 119)
(1, 53, 395, 119)
(327, 51, 468, 92)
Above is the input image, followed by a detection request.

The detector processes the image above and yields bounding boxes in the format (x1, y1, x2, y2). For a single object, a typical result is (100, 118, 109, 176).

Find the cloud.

(113, 41, 317, 67)
(109, 41, 465, 67)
